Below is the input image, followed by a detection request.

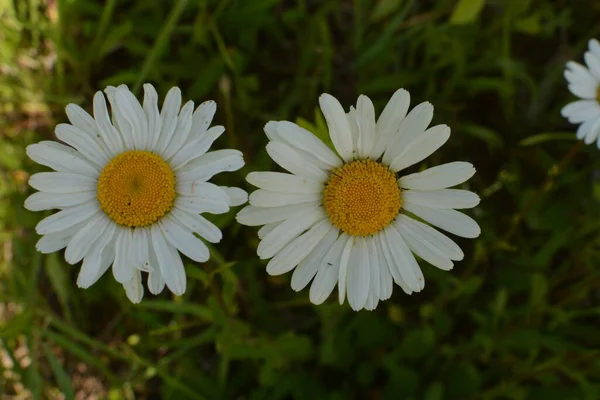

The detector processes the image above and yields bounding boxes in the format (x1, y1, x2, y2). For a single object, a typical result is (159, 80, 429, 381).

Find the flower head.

(237, 89, 480, 311)
(25, 84, 247, 303)
(561, 39, 600, 146)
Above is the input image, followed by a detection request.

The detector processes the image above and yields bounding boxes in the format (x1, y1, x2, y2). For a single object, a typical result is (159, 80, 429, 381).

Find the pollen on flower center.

(323, 159, 402, 236)
(97, 150, 176, 227)
(597, 84, 600, 103)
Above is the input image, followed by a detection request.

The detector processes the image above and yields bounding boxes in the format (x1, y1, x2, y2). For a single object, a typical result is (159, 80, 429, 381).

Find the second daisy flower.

(237, 89, 480, 311)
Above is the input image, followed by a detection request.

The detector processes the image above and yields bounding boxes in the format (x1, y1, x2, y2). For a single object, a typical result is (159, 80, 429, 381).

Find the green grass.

(1, 0, 600, 398)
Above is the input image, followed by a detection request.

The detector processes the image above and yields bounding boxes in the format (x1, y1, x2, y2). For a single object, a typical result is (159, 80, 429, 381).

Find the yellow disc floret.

(323, 159, 402, 236)
(597, 84, 600, 103)
(97, 151, 176, 227)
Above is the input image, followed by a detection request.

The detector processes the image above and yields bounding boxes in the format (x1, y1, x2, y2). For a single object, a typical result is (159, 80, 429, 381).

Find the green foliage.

(1, 0, 600, 398)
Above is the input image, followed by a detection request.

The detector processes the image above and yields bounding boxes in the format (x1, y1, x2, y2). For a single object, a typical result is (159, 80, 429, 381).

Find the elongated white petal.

(319, 94, 354, 161)
(309, 233, 347, 305)
(403, 189, 480, 209)
(170, 207, 222, 243)
(397, 215, 463, 261)
(403, 203, 481, 238)
(246, 172, 323, 194)
(163, 100, 194, 160)
(221, 186, 248, 207)
(77, 227, 116, 289)
(142, 83, 162, 150)
(561, 100, 600, 124)
(394, 218, 453, 271)
(266, 141, 329, 182)
(65, 213, 110, 264)
(399, 162, 476, 190)
(337, 234, 355, 304)
(130, 228, 151, 272)
(170, 126, 225, 170)
(389, 124, 450, 173)
(26, 141, 100, 176)
(236, 202, 320, 226)
(174, 195, 230, 215)
(346, 237, 370, 311)
(364, 236, 381, 310)
(147, 244, 166, 295)
(151, 224, 187, 295)
(35, 221, 87, 254)
(373, 89, 411, 159)
(155, 86, 182, 154)
(25, 191, 95, 211)
(112, 227, 134, 283)
(55, 123, 108, 166)
(258, 222, 280, 239)
(93, 91, 124, 156)
(290, 226, 338, 291)
(356, 95, 376, 158)
(191, 100, 217, 138)
(104, 86, 136, 150)
(124, 270, 144, 303)
(177, 150, 244, 182)
(161, 217, 209, 262)
(376, 232, 409, 295)
(35, 202, 100, 235)
(272, 121, 342, 168)
(176, 180, 230, 203)
(29, 172, 96, 194)
(115, 86, 150, 150)
(382, 225, 423, 292)
(383, 102, 434, 165)
(249, 189, 321, 208)
(257, 206, 326, 259)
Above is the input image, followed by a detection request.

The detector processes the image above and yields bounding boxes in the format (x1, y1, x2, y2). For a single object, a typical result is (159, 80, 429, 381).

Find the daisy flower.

(25, 84, 247, 303)
(237, 89, 480, 311)
(561, 38, 600, 145)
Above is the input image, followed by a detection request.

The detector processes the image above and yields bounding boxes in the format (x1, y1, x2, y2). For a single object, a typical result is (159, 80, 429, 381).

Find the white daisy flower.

(237, 90, 480, 311)
(25, 84, 247, 303)
(561, 38, 600, 146)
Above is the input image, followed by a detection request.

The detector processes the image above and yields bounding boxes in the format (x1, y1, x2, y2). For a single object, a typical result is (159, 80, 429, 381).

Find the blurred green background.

(1, 0, 600, 399)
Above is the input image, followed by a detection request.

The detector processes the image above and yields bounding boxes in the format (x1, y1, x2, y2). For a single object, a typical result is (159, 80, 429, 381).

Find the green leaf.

(43, 344, 75, 400)
(45, 253, 71, 320)
(450, 0, 486, 25)
(370, 0, 403, 22)
(519, 132, 577, 146)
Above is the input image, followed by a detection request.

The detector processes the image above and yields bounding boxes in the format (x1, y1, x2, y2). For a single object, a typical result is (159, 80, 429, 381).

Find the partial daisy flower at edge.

(25, 84, 247, 303)
(236, 89, 481, 311)
(561, 38, 600, 145)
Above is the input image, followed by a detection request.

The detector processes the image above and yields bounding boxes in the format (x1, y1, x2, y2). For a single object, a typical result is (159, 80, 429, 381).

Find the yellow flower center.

(97, 151, 176, 227)
(597, 84, 600, 103)
(323, 159, 402, 236)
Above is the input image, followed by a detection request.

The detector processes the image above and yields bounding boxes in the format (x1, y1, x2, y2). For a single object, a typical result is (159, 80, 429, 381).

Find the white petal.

(147, 244, 166, 294)
(309, 233, 347, 305)
(396, 215, 464, 261)
(170, 207, 222, 243)
(163, 100, 194, 160)
(354, 95, 376, 158)
(382, 225, 423, 292)
(65, 213, 111, 264)
(266, 219, 332, 276)
(346, 237, 370, 311)
(35, 221, 87, 254)
(376, 232, 409, 295)
(584, 52, 600, 81)
(24, 191, 95, 211)
(403, 189, 480, 209)
(337, 234, 355, 304)
(364, 236, 381, 310)
(246, 171, 323, 194)
(93, 91, 124, 156)
(154, 86, 182, 154)
(55, 123, 108, 166)
(257, 206, 326, 259)
(177, 150, 244, 182)
(590, 39, 600, 62)
(372, 88, 411, 159)
(249, 189, 321, 207)
(389, 124, 451, 173)
(174, 195, 230, 215)
(112, 227, 134, 283)
(583, 117, 600, 145)
(399, 162, 476, 190)
(270, 121, 342, 169)
(221, 186, 248, 207)
(130, 228, 151, 272)
(77, 228, 116, 289)
(560, 100, 600, 124)
(319, 94, 354, 162)
(347, 106, 359, 151)
(176, 180, 230, 202)
(576, 116, 598, 140)
(258, 222, 280, 239)
(290, 226, 338, 291)
(151, 224, 187, 295)
(142, 83, 162, 150)
(170, 126, 225, 170)
(403, 203, 481, 238)
(190, 100, 217, 139)
(114, 86, 149, 150)
(266, 141, 329, 182)
(124, 270, 144, 304)
(26, 141, 99, 176)
(236, 202, 320, 226)
(383, 102, 434, 165)
(104, 86, 136, 149)
(29, 172, 96, 194)
(160, 216, 209, 262)
(568, 83, 597, 99)
(35, 202, 100, 235)
(394, 218, 453, 271)
(565, 61, 597, 88)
